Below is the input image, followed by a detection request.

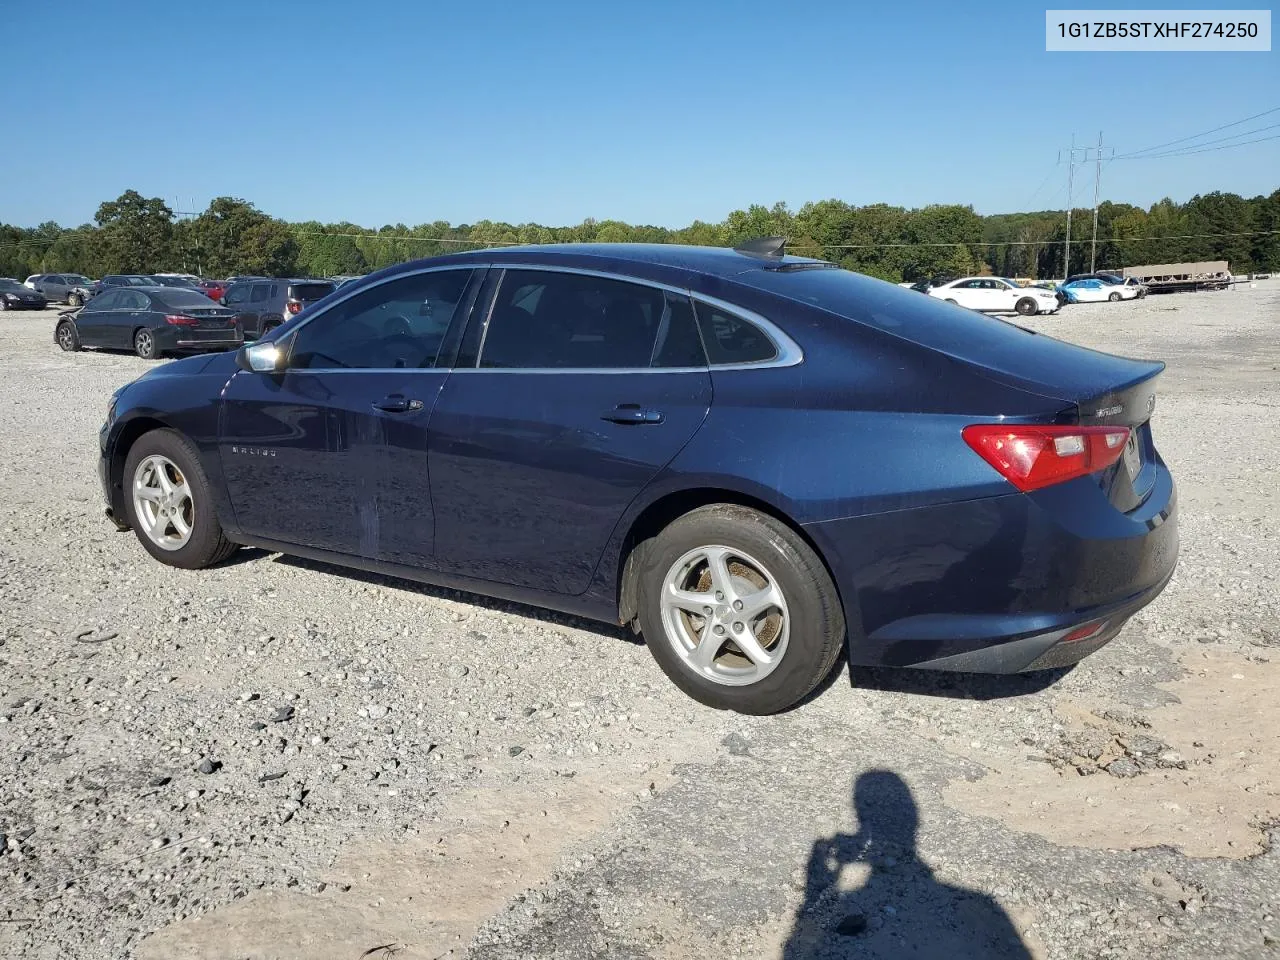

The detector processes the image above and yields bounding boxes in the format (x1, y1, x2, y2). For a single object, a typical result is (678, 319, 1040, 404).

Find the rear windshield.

(289, 282, 335, 301)
(737, 266, 1037, 356)
(157, 289, 220, 310)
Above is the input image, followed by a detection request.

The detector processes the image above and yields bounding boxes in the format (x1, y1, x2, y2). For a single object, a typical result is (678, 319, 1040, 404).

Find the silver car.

(26, 273, 95, 306)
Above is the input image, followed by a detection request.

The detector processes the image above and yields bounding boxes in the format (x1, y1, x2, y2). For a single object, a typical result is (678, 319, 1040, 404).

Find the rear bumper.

(804, 464, 1178, 672)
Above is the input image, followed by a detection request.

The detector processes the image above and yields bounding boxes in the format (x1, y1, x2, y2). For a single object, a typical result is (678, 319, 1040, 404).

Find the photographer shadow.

(782, 770, 1033, 959)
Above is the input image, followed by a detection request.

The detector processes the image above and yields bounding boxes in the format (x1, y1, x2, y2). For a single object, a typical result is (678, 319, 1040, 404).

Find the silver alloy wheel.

(57, 324, 74, 350)
(135, 330, 153, 357)
(659, 544, 790, 686)
(132, 455, 194, 551)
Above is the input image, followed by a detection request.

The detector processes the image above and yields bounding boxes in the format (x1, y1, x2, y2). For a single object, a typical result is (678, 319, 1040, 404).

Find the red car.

(197, 279, 228, 302)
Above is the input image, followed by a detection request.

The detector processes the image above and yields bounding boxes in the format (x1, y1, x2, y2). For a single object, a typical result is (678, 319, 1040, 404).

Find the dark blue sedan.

(98, 242, 1177, 714)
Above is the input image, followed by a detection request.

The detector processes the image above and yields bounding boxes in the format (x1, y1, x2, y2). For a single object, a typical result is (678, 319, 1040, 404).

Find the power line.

(1114, 132, 1280, 161)
(1117, 105, 1280, 158)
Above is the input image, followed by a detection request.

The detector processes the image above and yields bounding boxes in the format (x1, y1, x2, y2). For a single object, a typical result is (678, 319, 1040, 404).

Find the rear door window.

(692, 301, 777, 365)
(249, 283, 269, 303)
(223, 284, 249, 305)
(478, 270, 703, 370)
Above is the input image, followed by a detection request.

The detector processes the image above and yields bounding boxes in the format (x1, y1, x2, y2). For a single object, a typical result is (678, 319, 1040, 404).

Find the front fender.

(103, 356, 240, 536)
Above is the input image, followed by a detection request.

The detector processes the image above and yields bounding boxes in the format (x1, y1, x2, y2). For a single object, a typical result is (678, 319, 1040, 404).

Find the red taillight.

(286, 301, 302, 314)
(962, 424, 1130, 492)
(164, 315, 198, 326)
(1062, 621, 1107, 643)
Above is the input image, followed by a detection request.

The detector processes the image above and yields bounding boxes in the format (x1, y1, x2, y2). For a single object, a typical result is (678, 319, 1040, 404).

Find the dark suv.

(221, 278, 336, 339)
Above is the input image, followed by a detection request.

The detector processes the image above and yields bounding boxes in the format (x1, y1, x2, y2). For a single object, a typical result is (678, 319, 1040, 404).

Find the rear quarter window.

(693, 301, 777, 365)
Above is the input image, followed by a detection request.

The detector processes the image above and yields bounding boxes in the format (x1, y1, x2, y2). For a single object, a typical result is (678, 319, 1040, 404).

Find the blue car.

(99, 242, 1178, 714)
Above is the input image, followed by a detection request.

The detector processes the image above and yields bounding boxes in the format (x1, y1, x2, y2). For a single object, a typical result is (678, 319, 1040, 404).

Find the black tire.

(122, 428, 238, 569)
(635, 504, 845, 714)
(56, 320, 81, 352)
(134, 327, 159, 360)
(260, 318, 279, 337)
(1014, 297, 1038, 316)
(1108, 292, 1122, 302)
(68, 292, 83, 307)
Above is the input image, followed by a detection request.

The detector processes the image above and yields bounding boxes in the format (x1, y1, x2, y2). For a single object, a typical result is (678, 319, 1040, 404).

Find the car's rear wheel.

(56, 320, 80, 352)
(123, 429, 237, 569)
(1108, 292, 1122, 302)
(134, 327, 159, 360)
(1015, 297, 1038, 316)
(635, 504, 845, 714)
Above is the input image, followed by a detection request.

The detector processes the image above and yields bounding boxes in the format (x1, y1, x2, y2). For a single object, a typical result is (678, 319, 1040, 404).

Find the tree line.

(2, 188, 1277, 284)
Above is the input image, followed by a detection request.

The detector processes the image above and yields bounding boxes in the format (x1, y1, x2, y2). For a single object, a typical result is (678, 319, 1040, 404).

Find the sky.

(2, 0, 1276, 229)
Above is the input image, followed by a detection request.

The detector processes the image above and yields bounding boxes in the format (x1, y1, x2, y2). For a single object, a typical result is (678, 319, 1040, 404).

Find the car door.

(427, 266, 712, 594)
(246, 282, 272, 337)
(222, 282, 252, 335)
(991, 279, 1021, 312)
(218, 268, 480, 557)
(74, 290, 119, 346)
(944, 279, 982, 309)
(112, 289, 149, 347)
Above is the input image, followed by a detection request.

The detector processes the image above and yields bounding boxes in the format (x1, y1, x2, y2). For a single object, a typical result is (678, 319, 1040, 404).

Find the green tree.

(94, 190, 174, 273)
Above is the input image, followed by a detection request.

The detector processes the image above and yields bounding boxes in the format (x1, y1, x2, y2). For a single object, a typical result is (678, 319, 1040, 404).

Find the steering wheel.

(383, 314, 412, 337)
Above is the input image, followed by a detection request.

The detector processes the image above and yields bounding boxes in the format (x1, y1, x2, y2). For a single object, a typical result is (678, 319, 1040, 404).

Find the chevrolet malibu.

(98, 242, 1177, 714)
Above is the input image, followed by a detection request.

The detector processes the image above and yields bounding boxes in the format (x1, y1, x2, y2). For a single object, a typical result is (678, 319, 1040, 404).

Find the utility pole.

(1089, 131, 1104, 272)
(1063, 133, 1076, 280)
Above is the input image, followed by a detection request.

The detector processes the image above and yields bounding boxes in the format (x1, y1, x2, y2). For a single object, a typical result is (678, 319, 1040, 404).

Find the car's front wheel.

(1015, 297, 1038, 316)
(636, 504, 845, 714)
(56, 320, 80, 352)
(1108, 292, 1122, 302)
(123, 429, 238, 569)
(134, 327, 159, 360)
(68, 292, 83, 307)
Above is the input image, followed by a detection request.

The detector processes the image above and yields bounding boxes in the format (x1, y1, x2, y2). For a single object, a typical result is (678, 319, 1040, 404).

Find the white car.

(1060, 278, 1140, 303)
(928, 277, 1060, 316)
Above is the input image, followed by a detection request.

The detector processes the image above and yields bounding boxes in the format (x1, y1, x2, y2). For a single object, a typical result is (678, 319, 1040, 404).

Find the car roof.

(367, 243, 829, 288)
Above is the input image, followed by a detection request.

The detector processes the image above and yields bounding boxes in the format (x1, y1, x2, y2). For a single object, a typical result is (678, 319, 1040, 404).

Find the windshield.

(0, 280, 26, 292)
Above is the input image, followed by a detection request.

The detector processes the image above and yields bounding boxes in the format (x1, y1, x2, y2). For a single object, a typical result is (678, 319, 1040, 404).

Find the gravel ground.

(0, 283, 1277, 959)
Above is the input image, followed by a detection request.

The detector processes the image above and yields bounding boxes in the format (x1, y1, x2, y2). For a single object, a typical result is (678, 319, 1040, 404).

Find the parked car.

(0, 278, 48, 310)
(153, 273, 201, 284)
(332, 275, 365, 291)
(25, 273, 95, 306)
(1060, 279, 1141, 304)
(55, 286, 242, 359)
(220, 278, 336, 338)
(928, 277, 1060, 315)
(197, 279, 228, 302)
(97, 242, 1177, 714)
(89, 275, 157, 298)
(1065, 273, 1148, 298)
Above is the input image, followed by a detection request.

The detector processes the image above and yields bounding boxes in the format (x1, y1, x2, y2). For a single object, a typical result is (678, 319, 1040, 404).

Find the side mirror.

(236, 340, 286, 373)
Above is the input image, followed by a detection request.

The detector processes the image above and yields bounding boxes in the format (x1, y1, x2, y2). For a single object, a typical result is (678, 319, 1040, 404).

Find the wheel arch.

(615, 486, 848, 633)
(107, 415, 173, 518)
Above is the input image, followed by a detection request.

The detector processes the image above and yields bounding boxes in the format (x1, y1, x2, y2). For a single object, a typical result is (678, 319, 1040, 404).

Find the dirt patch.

(136, 772, 661, 960)
(942, 650, 1280, 858)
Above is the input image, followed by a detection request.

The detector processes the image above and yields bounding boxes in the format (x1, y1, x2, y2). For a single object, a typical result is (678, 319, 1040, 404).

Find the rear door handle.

(373, 395, 423, 413)
(601, 404, 664, 425)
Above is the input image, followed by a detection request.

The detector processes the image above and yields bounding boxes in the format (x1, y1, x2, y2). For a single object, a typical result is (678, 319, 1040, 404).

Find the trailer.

(1121, 261, 1231, 294)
